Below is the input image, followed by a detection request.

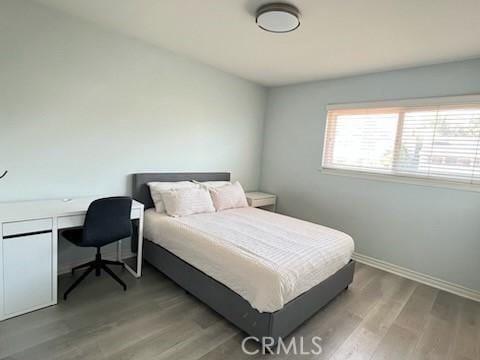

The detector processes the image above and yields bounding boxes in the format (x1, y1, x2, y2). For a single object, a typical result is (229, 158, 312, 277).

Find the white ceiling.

(34, 0, 480, 86)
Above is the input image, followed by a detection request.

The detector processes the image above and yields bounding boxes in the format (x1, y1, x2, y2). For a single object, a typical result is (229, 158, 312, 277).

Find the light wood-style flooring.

(1, 262, 479, 359)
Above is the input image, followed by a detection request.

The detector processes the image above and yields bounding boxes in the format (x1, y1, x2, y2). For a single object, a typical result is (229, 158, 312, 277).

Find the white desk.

(0, 197, 144, 321)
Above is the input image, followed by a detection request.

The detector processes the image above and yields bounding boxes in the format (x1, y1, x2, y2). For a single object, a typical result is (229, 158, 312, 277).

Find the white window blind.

(322, 98, 480, 185)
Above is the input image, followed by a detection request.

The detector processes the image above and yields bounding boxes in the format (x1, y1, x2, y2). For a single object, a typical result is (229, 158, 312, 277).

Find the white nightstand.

(246, 192, 276, 212)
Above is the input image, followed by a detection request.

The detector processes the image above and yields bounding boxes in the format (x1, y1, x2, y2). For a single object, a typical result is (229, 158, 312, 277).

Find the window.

(322, 96, 480, 186)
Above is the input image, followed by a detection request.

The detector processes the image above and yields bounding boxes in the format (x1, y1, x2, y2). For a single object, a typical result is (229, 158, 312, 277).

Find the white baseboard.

(352, 252, 480, 302)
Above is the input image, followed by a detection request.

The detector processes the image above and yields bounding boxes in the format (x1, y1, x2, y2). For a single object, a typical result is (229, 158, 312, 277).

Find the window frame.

(320, 94, 480, 192)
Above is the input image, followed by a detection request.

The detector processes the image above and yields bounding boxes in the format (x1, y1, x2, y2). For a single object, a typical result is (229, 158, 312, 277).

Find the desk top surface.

(0, 197, 144, 223)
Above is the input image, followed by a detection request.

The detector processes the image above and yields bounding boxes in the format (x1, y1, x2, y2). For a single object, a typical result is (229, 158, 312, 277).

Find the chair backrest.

(82, 197, 132, 247)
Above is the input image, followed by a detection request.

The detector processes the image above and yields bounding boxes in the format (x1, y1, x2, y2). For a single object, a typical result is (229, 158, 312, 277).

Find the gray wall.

(0, 0, 266, 271)
(261, 59, 480, 292)
(0, 0, 266, 202)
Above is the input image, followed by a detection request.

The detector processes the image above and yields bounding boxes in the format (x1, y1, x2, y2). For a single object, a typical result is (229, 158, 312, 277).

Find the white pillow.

(161, 187, 215, 217)
(209, 181, 248, 211)
(148, 181, 198, 213)
(193, 180, 232, 189)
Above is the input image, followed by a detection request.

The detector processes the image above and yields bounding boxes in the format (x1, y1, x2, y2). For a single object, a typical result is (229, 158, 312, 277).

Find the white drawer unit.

(245, 192, 277, 211)
(2, 218, 52, 237)
(2, 232, 55, 317)
(0, 217, 57, 320)
(0, 196, 144, 321)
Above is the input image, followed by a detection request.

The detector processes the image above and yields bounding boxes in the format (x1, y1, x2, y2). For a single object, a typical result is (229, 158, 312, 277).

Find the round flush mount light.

(256, 3, 300, 33)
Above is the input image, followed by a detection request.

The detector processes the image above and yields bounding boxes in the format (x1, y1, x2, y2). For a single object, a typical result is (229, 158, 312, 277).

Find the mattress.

(144, 207, 354, 313)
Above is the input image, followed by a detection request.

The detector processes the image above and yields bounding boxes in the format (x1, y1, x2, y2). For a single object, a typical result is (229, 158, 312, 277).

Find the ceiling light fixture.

(256, 3, 300, 33)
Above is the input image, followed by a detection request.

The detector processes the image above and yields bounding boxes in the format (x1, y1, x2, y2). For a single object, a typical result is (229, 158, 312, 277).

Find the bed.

(132, 172, 355, 340)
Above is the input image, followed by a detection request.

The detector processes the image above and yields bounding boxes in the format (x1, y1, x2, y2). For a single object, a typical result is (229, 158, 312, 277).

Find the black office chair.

(62, 196, 132, 300)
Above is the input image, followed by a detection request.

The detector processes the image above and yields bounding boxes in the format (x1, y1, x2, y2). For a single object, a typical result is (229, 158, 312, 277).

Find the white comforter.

(144, 207, 354, 313)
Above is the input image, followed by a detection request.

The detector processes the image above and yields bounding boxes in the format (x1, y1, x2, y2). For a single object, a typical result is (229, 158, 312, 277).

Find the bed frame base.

(132, 172, 355, 340)
(143, 240, 355, 340)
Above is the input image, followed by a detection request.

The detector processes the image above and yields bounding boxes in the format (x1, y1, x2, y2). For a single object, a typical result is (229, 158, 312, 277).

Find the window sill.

(319, 168, 480, 193)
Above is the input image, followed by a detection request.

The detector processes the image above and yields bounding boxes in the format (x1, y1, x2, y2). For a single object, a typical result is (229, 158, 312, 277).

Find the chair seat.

(61, 228, 86, 247)
(62, 196, 132, 300)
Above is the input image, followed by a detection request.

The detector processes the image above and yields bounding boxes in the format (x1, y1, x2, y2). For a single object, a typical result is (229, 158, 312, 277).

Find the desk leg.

(124, 211, 143, 278)
(136, 212, 143, 278)
(117, 240, 123, 262)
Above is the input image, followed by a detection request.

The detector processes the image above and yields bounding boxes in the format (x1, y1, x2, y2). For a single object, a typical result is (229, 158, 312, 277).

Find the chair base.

(64, 248, 127, 300)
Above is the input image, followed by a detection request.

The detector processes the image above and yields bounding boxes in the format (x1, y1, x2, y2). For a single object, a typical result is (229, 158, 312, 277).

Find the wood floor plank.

(370, 324, 418, 360)
(329, 299, 405, 360)
(350, 263, 380, 291)
(327, 271, 417, 360)
(4, 290, 198, 359)
(106, 320, 202, 360)
(1, 263, 476, 360)
(297, 308, 362, 359)
(394, 283, 438, 335)
(334, 269, 387, 319)
(152, 321, 238, 360)
(410, 291, 462, 360)
(6, 297, 197, 360)
(197, 334, 258, 360)
(450, 298, 480, 360)
(0, 319, 71, 359)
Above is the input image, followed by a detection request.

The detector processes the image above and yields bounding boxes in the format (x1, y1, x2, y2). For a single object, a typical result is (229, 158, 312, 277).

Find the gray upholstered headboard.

(131, 172, 231, 209)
